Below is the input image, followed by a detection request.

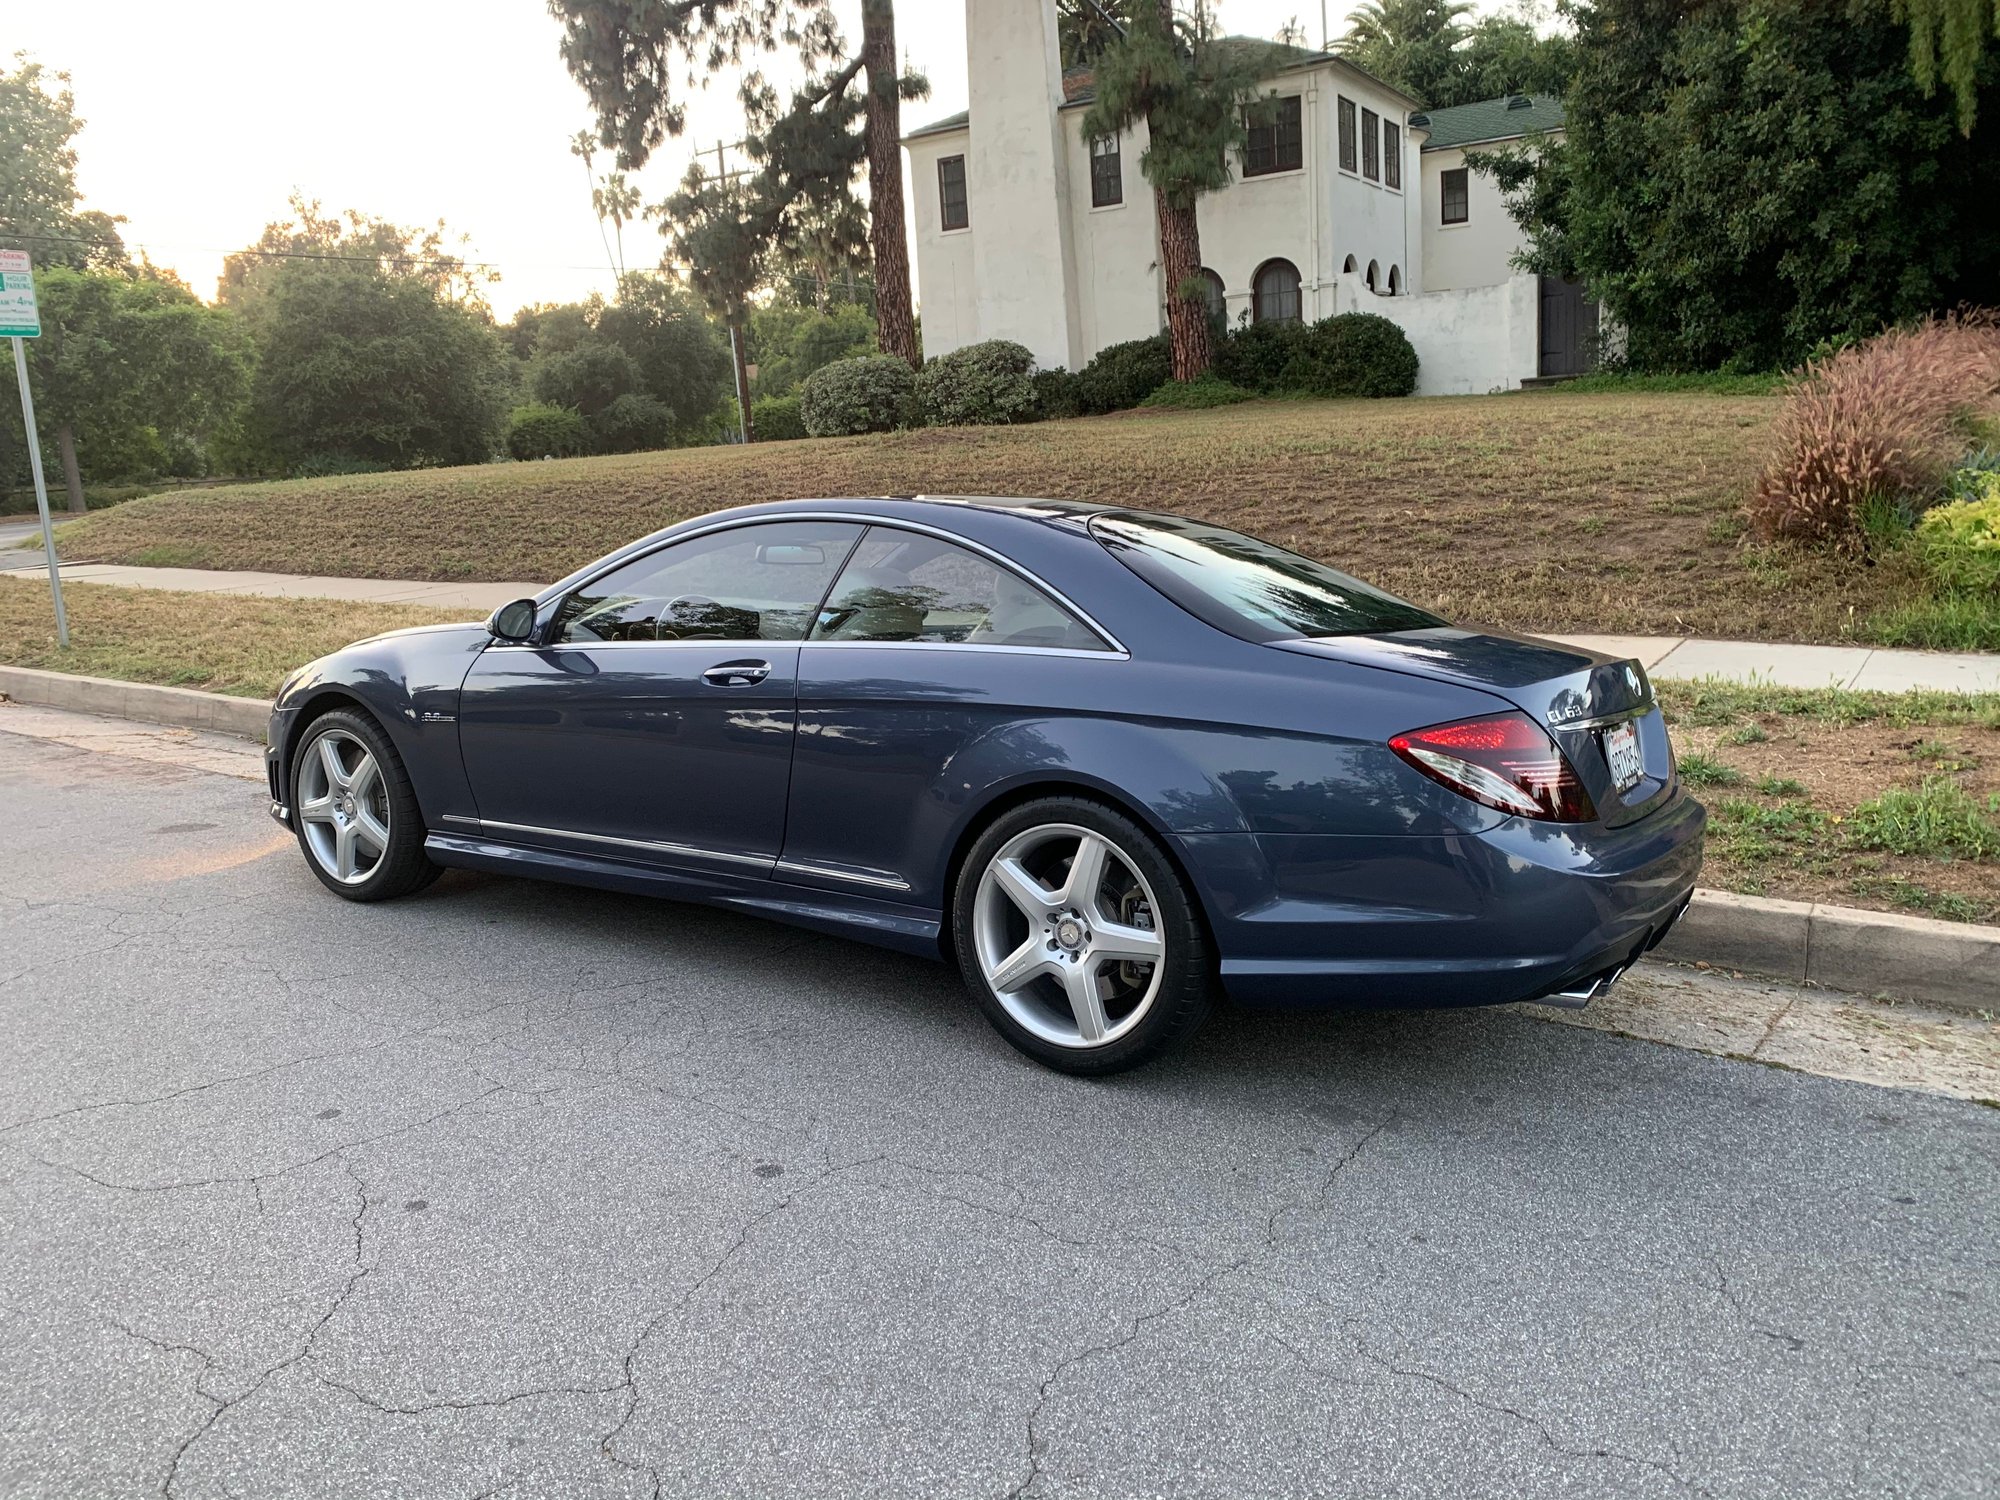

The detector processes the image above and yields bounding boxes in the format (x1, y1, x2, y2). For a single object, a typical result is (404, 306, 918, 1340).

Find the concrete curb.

(0, 664, 269, 741)
(1, 668, 1994, 1014)
(1655, 890, 1997, 1018)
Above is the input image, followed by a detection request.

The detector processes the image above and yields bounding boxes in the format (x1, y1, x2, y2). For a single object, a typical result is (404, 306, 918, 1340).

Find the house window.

(938, 155, 968, 231)
(1199, 268, 1227, 326)
(1441, 166, 1469, 225)
(1337, 96, 1357, 173)
(1361, 107, 1380, 180)
(1384, 121, 1401, 189)
(1090, 135, 1122, 207)
(1245, 95, 1303, 177)
(1253, 259, 1302, 324)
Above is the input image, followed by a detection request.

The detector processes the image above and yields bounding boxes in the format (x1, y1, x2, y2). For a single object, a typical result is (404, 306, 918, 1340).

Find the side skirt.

(422, 832, 945, 960)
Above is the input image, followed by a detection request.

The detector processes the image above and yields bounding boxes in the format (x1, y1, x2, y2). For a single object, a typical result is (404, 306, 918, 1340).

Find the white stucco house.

(904, 0, 1592, 394)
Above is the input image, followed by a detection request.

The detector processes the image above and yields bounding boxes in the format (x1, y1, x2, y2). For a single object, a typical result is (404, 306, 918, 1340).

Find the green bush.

(915, 339, 1040, 425)
(799, 355, 919, 436)
(1915, 476, 2000, 593)
(590, 393, 674, 454)
(1214, 320, 1310, 392)
(1032, 368, 1083, 420)
(1215, 314, 1418, 398)
(1074, 336, 1172, 414)
(506, 403, 590, 461)
(1139, 376, 1253, 410)
(752, 394, 807, 441)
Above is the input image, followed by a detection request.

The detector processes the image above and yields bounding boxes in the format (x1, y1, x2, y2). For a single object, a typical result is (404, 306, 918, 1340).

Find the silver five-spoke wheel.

(296, 729, 392, 885)
(972, 822, 1167, 1049)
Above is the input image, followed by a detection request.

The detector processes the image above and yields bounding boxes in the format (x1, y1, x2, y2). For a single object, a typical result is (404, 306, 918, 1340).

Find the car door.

(457, 519, 862, 873)
(779, 525, 1122, 902)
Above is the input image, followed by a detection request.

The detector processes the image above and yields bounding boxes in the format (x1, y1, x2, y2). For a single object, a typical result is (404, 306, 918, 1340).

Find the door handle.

(701, 660, 772, 687)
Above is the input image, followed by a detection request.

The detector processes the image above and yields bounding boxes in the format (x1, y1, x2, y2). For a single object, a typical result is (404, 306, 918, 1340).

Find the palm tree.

(1337, 0, 1472, 106)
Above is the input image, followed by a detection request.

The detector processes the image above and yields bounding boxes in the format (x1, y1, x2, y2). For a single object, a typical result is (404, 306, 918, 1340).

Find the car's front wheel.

(953, 798, 1212, 1075)
(290, 708, 440, 902)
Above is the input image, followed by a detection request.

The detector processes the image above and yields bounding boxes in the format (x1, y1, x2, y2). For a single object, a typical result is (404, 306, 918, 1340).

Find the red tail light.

(1389, 713, 1597, 823)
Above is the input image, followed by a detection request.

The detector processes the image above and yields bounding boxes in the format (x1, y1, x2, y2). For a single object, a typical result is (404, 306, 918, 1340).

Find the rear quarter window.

(1089, 512, 1444, 642)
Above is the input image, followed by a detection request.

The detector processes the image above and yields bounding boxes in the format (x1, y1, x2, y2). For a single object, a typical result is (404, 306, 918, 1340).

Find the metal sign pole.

(11, 335, 68, 647)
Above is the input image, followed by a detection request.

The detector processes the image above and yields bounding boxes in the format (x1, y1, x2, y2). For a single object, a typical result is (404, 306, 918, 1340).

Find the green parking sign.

(0, 250, 41, 337)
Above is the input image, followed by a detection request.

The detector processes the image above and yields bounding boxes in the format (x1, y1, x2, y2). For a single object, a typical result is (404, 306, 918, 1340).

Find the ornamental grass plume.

(1750, 311, 2000, 550)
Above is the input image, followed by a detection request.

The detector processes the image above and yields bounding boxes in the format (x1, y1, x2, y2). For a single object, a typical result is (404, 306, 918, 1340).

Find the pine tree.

(1081, 2, 1283, 382)
(547, 1, 926, 366)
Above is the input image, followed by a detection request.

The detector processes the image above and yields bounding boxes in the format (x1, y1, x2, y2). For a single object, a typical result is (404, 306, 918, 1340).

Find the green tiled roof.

(1412, 94, 1565, 150)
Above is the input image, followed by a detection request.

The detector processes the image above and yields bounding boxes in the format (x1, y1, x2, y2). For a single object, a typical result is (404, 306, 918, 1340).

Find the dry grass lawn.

(0, 580, 464, 698)
(51, 390, 1920, 642)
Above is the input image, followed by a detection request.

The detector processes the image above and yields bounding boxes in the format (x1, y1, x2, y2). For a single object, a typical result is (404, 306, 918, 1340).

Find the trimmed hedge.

(1217, 313, 1418, 398)
(1075, 336, 1173, 414)
(1032, 368, 1084, 421)
(752, 394, 806, 441)
(1139, 376, 1253, 410)
(505, 403, 589, 461)
(800, 355, 919, 437)
(915, 339, 1040, 425)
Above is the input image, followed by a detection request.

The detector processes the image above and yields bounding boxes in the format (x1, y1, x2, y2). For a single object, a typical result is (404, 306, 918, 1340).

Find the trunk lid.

(1273, 627, 1676, 825)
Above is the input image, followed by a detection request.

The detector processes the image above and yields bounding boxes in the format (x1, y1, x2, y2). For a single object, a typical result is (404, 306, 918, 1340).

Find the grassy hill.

(50, 390, 1917, 643)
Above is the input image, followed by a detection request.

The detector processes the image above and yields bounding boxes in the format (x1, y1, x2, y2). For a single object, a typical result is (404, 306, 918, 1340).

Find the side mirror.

(487, 598, 538, 643)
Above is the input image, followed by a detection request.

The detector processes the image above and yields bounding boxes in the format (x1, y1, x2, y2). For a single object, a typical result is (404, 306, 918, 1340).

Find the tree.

(1337, 0, 1471, 107)
(1893, 0, 1996, 131)
(597, 273, 733, 433)
(1333, 0, 1572, 108)
(219, 194, 495, 312)
(1449, 5, 1576, 107)
(0, 55, 126, 270)
(1476, 0, 2000, 370)
(242, 260, 509, 472)
(1081, 4, 1284, 382)
(3, 267, 248, 511)
(546, 0, 927, 365)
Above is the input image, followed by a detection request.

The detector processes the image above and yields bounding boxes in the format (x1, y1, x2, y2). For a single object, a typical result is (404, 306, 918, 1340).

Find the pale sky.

(15, 1, 1409, 319)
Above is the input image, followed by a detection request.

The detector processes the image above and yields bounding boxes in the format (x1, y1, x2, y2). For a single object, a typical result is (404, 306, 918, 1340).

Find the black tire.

(952, 796, 1212, 1076)
(289, 707, 441, 902)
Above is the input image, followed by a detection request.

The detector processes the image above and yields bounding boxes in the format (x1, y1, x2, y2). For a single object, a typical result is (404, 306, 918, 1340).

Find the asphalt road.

(2, 721, 1995, 1500)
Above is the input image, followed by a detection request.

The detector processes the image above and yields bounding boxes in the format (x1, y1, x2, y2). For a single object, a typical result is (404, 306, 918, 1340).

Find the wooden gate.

(1538, 275, 1599, 378)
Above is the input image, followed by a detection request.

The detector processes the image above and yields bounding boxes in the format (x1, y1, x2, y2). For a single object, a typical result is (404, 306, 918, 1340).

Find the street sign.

(5, 249, 66, 645)
(0, 249, 39, 339)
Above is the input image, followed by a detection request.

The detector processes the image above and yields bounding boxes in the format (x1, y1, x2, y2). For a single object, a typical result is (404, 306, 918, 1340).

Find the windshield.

(1089, 511, 1445, 642)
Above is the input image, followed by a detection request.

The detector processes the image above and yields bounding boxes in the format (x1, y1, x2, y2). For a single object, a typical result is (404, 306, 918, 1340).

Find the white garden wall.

(1337, 271, 1539, 395)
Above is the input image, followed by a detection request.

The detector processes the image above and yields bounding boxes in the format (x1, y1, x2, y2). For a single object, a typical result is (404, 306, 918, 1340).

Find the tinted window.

(810, 527, 1109, 650)
(1090, 512, 1444, 642)
(552, 521, 862, 644)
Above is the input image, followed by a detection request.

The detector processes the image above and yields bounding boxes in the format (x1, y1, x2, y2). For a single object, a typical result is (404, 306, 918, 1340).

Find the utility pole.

(2, 250, 66, 647)
(709, 138, 754, 446)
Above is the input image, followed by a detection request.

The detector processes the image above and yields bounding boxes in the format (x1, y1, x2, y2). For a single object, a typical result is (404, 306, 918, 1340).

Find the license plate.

(1603, 720, 1644, 793)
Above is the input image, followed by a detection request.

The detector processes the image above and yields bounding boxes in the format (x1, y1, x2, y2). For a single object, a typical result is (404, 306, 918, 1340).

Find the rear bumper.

(1196, 789, 1706, 1009)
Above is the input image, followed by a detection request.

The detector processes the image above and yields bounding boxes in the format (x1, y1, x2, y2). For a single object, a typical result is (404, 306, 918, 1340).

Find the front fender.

(270, 624, 490, 824)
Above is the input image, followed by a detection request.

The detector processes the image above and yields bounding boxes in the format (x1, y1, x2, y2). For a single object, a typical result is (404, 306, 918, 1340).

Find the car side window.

(809, 527, 1110, 651)
(551, 522, 863, 644)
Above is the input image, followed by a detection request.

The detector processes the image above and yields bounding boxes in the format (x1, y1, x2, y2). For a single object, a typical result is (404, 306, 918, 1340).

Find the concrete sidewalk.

(5, 557, 1999, 691)
(0, 559, 538, 612)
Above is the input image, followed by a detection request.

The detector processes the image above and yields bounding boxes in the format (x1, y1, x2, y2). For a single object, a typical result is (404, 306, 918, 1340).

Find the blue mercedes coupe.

(266, 497, 1703, 1074)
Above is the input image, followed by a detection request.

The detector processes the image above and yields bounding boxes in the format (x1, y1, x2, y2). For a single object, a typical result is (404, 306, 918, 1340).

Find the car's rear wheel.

(290, 708, 439, 902)
(953, 797, 1211, 1075)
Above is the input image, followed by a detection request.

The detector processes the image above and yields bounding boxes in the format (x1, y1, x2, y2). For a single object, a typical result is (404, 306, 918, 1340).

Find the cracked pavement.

(2, 713, 1996, 1499)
